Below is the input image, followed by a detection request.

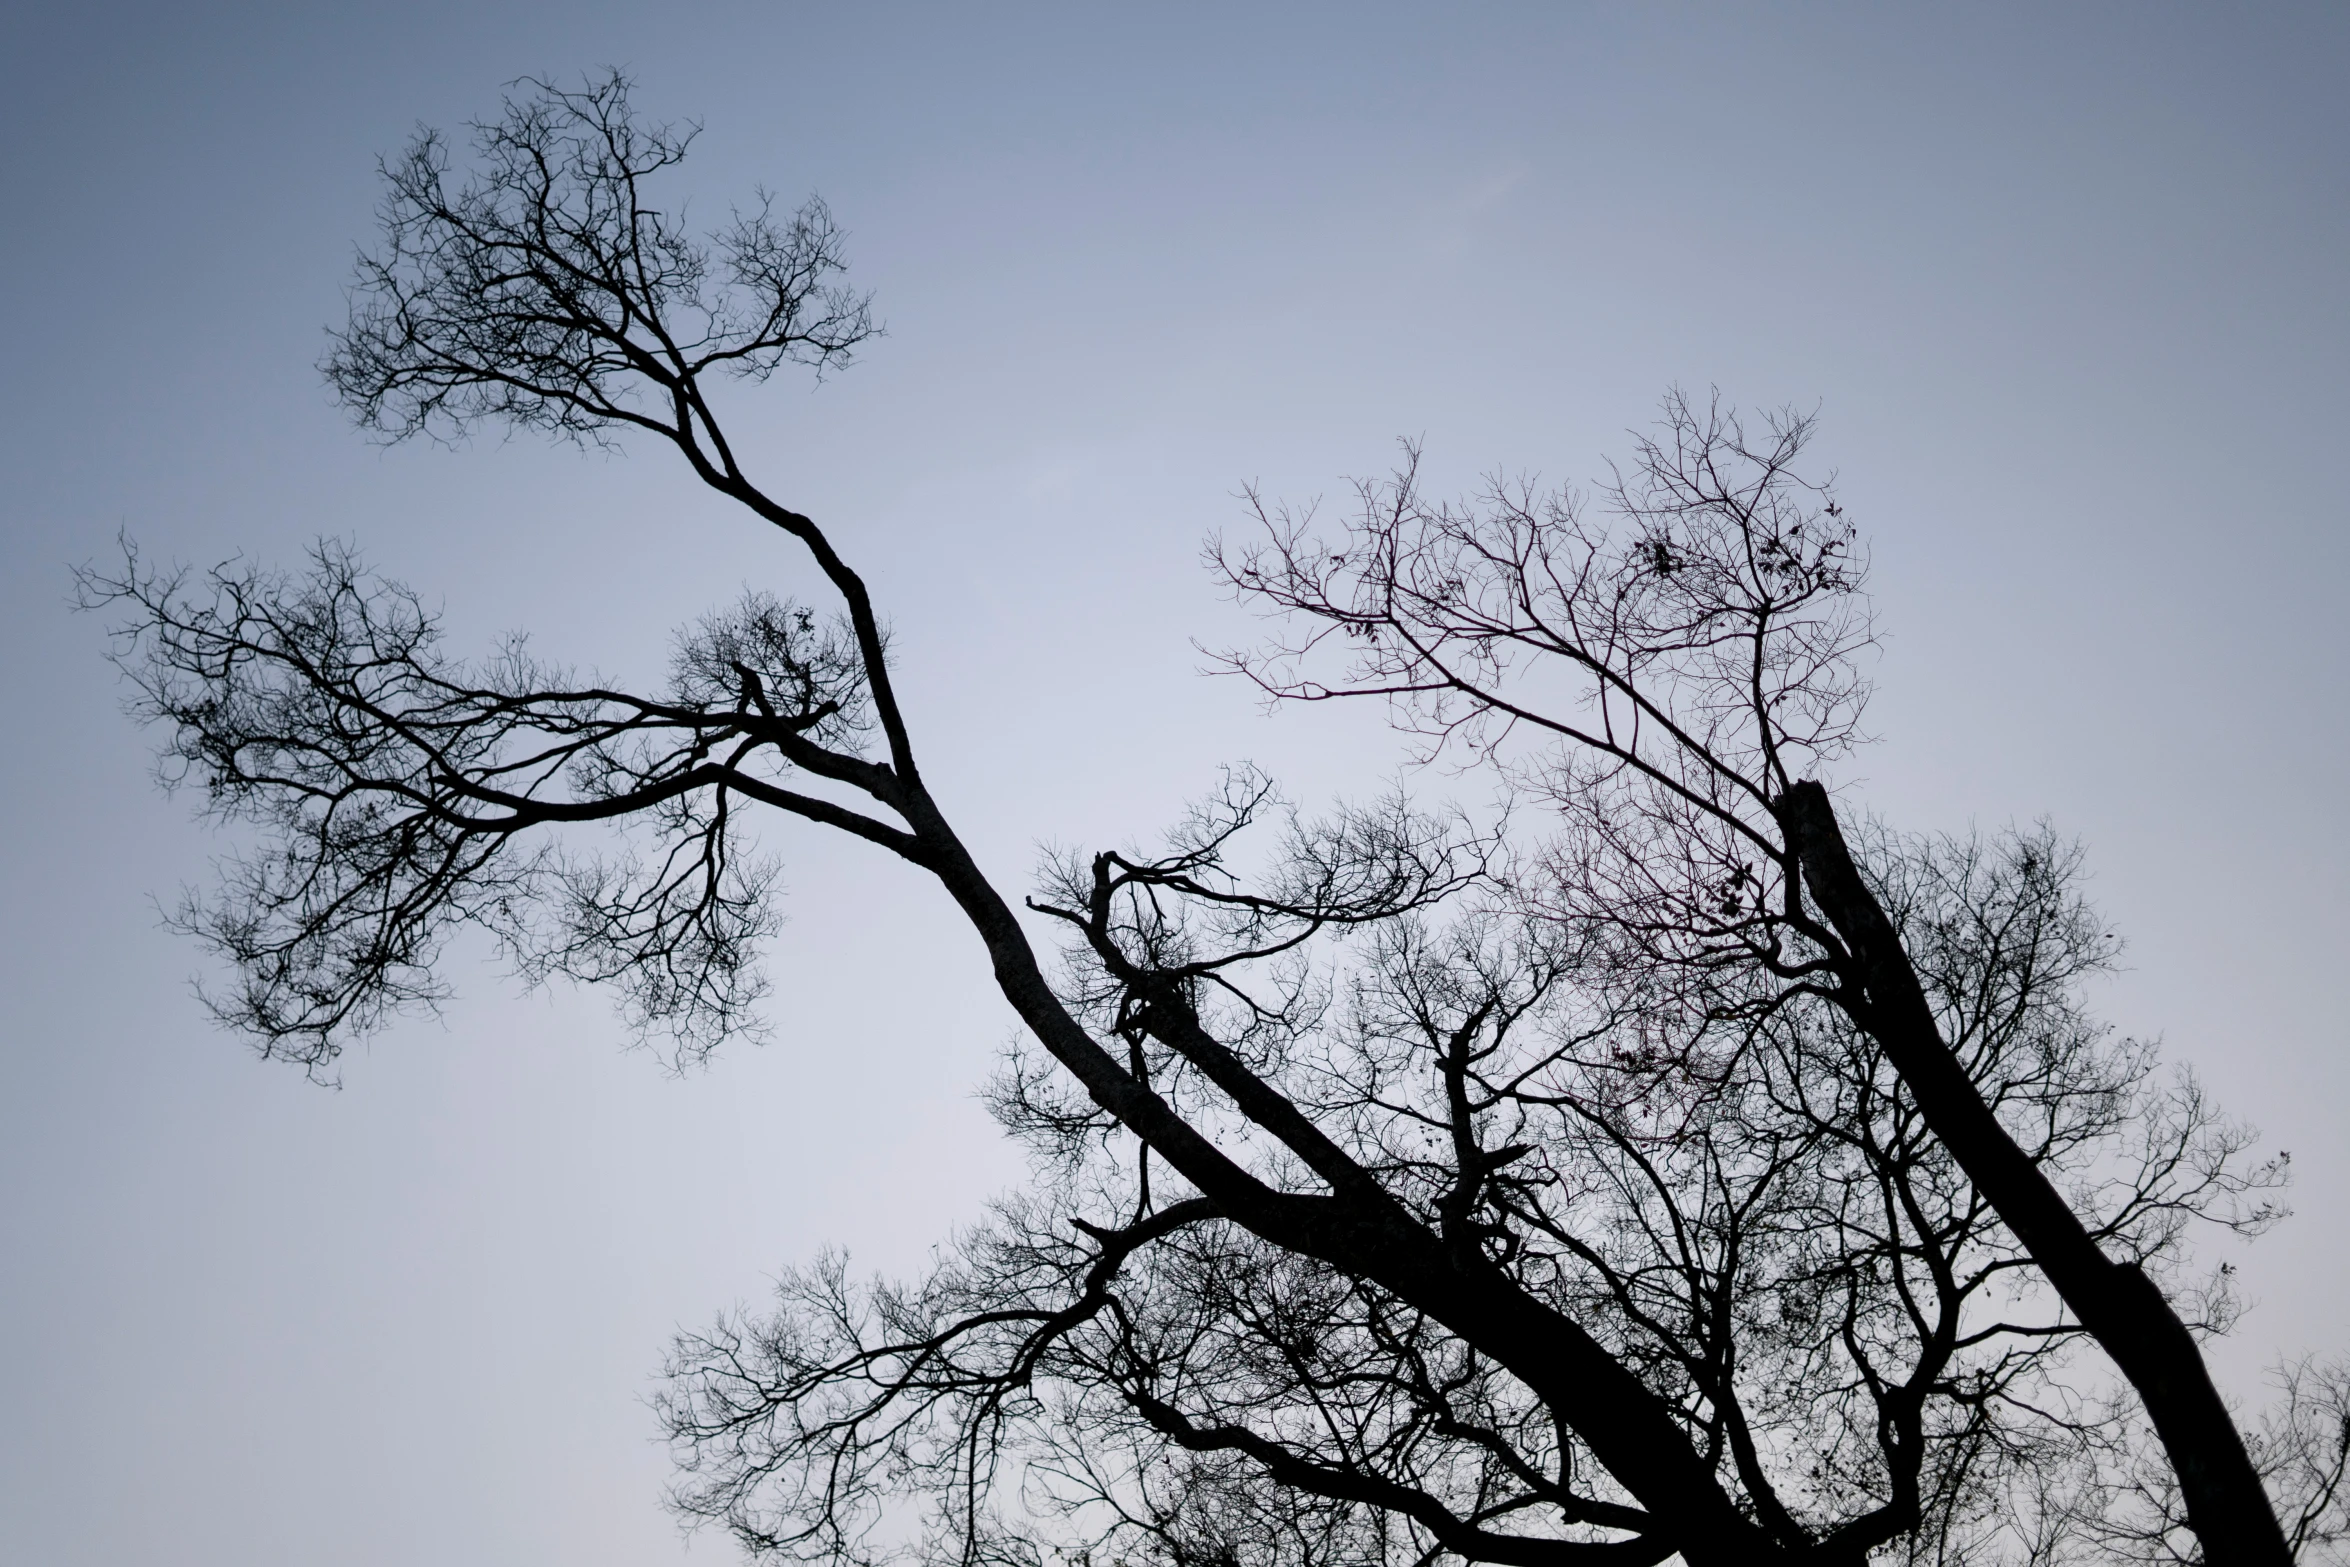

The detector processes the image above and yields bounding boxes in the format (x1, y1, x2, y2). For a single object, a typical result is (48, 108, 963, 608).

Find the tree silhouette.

(1210, 395, 2322, 1566)
(84, 74, 2342, 1567)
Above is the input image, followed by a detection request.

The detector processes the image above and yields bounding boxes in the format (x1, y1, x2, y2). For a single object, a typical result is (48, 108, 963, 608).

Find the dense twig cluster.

(328, 72, 874, 447)
(79, 541, 869, 1066)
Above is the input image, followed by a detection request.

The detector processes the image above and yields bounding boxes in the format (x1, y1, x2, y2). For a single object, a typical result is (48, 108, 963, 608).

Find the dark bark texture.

(1778, 781, 2291, 1567)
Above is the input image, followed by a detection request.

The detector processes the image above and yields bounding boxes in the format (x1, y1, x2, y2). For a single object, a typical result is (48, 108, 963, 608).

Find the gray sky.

(3, 5, 2345, 1563)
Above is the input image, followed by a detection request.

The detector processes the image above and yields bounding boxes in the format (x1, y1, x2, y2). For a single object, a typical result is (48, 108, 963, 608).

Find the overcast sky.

(3, 5, 2345, 1564)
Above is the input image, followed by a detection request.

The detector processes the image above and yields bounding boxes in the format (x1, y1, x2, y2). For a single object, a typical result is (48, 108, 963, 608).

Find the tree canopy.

(86, 74, 2348, 1567)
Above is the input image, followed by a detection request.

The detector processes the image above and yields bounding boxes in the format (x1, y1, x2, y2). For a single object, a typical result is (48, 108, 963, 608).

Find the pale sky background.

(2, 5, 2345, 1564)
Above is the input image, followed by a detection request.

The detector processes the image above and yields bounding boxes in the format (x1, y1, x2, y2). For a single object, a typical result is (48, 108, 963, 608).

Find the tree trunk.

(914, 807, 1798, 1566)
(1777, 780, 2289, 1567)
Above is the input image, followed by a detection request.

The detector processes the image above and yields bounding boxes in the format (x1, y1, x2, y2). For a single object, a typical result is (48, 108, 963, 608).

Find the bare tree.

(655, 807, 2288, 1567)
(81, 75, 2323, 1567)
(1212, 399, 2309, 1564)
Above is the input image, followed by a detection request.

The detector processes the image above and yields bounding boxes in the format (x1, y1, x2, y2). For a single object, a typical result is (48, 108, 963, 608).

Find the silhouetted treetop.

(327, 70, 876, 449)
